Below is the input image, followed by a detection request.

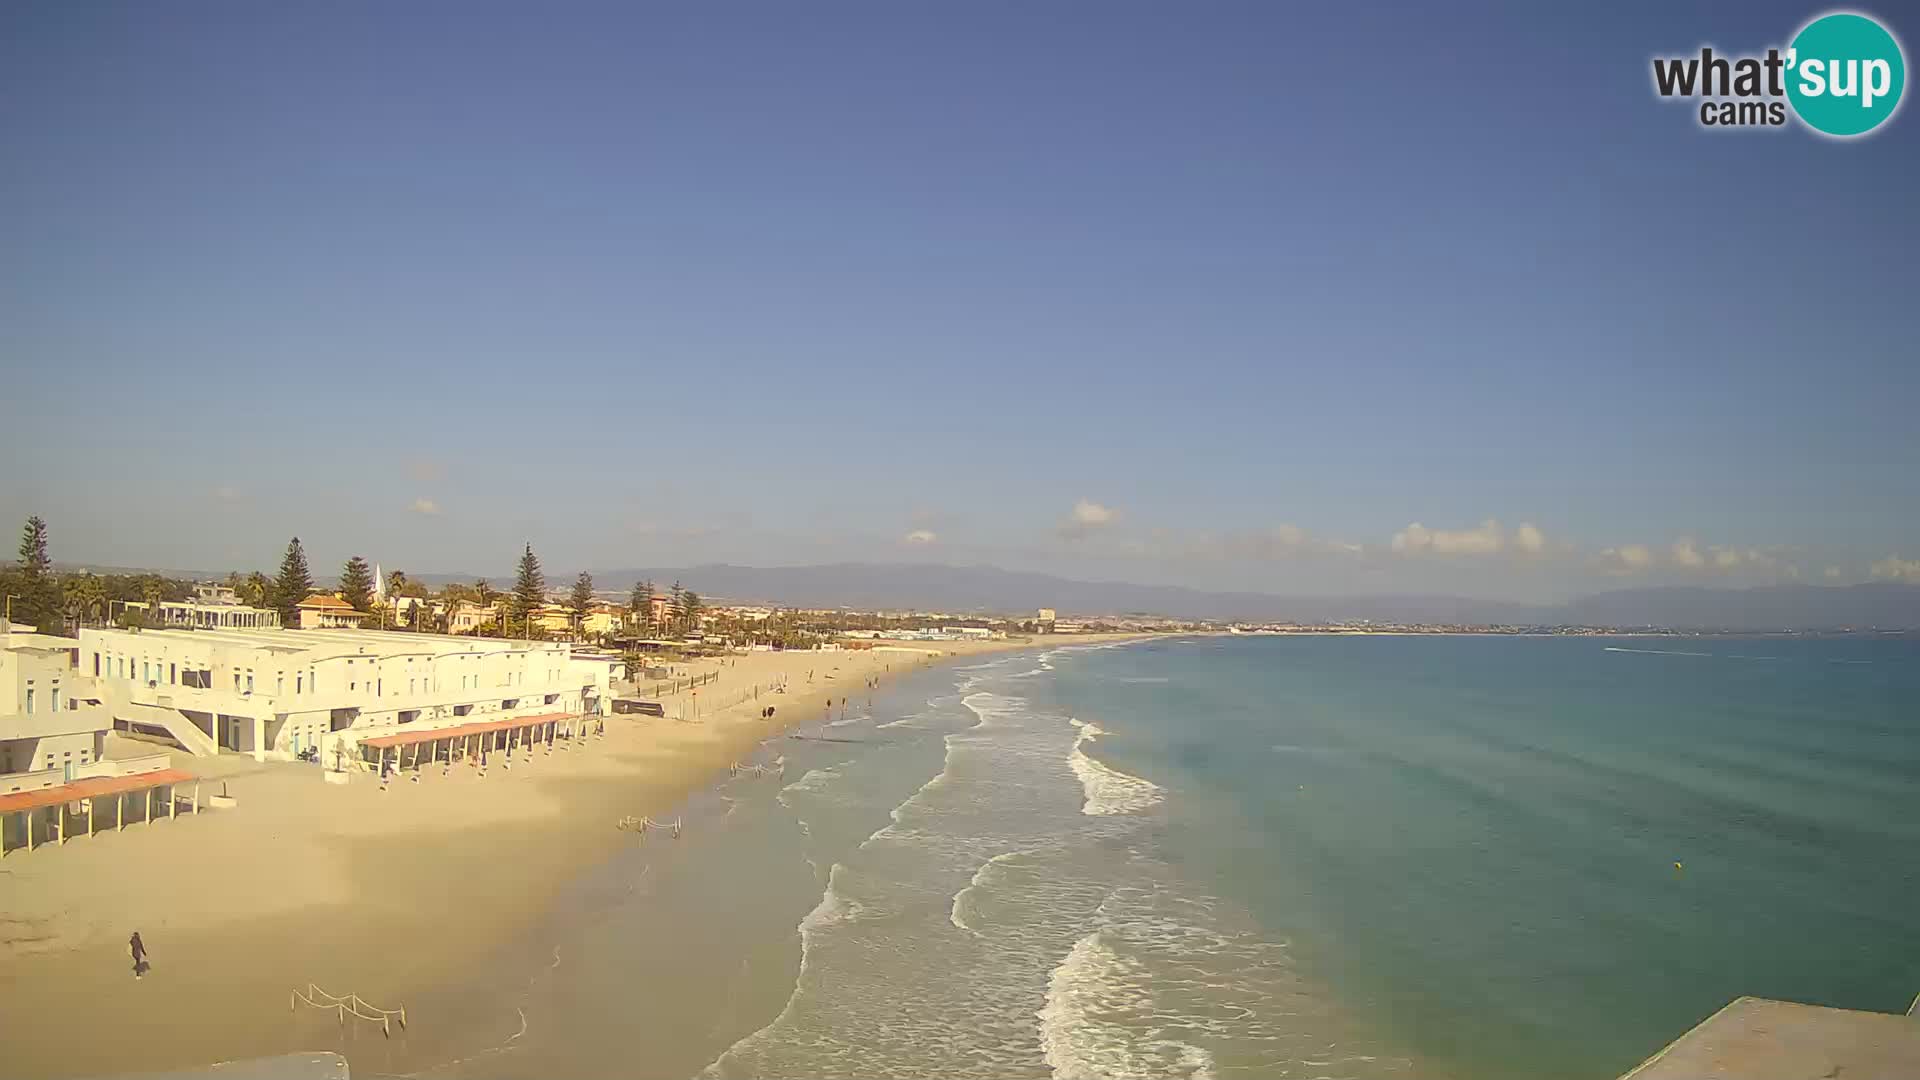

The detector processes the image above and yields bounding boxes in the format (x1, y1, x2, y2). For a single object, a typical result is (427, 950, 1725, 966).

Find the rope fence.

(616, 815, 683, 839)
(729, 759, 785, 779)
(290, 983, 408, 1037)
(646, 671, 721, 697)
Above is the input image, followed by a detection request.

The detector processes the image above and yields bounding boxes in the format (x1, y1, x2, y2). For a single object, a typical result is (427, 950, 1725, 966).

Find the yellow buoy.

(1673, 861, 1684, 872)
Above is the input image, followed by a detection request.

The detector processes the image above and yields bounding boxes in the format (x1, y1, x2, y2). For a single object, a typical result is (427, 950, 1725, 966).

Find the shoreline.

(0, 633, 1152, 1079)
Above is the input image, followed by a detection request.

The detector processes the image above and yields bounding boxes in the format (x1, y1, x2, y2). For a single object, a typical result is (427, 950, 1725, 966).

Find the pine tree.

(15, 515, 58, 629)
(569, 571, 595, 631)
(629, 579, 654, 633)
(682, 589, 702, 632)
(669, 581, 685, 632)
(511, 543, 545, 632)
(340, 556, 375, 612)
(273, 538, 314, 627)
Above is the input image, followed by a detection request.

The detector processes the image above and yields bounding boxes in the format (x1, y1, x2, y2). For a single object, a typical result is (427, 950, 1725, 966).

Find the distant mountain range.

(526, 564, 1919, 631)
(58, 559, 1920, 630)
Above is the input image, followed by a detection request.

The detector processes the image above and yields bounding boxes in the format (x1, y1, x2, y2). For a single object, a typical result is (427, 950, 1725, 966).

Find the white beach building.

(76, 626, 614, 763)
(1, 625, 111, 778)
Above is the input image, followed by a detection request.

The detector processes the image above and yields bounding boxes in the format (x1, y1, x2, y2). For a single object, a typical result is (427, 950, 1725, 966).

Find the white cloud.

(1391, 519, 1506, 556)
(1823, 565, 1843, 579)
(1870, 556, 1920, 583)
(1513, 523, 1547, 556)
(903, 529, 938, 545)
(1072, 499, 1115, 527)
(409, 498, 441, 516)
(1059, 499, 1118, 539)
(1596, 544, 1655, 575)
(1671, 539, 1705, 568)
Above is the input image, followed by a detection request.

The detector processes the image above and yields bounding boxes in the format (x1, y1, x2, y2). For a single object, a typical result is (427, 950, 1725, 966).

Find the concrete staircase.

(100, 687, 221, 758)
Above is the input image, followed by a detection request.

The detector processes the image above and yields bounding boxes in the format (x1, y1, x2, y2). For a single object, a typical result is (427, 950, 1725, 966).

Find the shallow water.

(398, 635, 1919, 1080)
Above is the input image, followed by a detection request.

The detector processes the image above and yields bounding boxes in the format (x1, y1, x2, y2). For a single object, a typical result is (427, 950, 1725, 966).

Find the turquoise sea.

(400, 635, 1919, 1080)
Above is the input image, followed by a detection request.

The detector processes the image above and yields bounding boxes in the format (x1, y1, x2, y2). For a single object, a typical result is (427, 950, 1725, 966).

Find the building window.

(93, 653, 100, 676)
(170, 663, 177, 684)
(25, 688, 35, 714)
(297, 674, 303, 694)
(234, 673, 241, 691)
(51, 688, 61, 711)
(277, 675, 284, 695)
(246, 674, 254, 693)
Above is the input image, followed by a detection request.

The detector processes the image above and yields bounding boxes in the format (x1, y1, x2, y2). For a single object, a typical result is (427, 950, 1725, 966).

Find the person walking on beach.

(129, 931, 149, 978)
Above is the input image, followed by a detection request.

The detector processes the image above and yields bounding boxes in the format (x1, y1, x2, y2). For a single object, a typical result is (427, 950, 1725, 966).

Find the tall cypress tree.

(569, 571, 595, 632)
(15, 515, 57, 630)
(340, 556, 375, 612)
(511, 543, 545, 631)
(629, 579, 654, 632)
(273, 537, 314, 627)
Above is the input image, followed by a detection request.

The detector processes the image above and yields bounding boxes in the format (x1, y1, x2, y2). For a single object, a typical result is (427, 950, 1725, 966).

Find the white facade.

(77, 626, 614, 763)
(154, 599, 281, 630)
(1, 629, 110, 777)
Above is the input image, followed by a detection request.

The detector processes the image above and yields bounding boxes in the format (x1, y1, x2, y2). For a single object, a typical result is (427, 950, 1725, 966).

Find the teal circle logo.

(1786, 12, 1906, 137)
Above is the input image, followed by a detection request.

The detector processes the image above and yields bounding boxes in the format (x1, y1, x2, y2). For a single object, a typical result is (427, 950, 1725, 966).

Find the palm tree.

(242, 571, 271, 608)
(62, 575, 107, 628)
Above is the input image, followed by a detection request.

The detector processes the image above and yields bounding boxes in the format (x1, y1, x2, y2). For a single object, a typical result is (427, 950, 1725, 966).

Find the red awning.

(0, 768, 197, 815)
(360, 712, 576, 751)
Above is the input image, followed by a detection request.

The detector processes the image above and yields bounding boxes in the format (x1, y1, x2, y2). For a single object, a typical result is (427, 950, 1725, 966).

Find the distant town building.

(294, 594, 371, 630)
(1037, 608, 1057, 632)
(447, 600, 502, 635)
(154, 599, 281, 630)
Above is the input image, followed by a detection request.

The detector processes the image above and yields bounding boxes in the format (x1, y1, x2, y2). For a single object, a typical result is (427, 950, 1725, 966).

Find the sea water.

(419, 635, 1919, 1080)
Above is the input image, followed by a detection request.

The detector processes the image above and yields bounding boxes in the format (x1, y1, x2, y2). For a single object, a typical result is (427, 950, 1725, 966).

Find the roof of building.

(296, 594, 360, 611)
(3, 631, 81, 652)
(0, 768, 197, 815)
(78, 625, 590, 662)
(359, 712, 576, 750)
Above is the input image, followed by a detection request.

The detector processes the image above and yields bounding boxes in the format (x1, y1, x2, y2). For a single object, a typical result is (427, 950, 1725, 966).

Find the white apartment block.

(1, 627, 111, 777)
(77, 626, 614, 763)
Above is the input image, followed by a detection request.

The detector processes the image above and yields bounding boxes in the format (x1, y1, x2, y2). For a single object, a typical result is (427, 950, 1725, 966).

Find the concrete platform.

(1621, 996, 1920, 1080)
(94, 1053, 348, 1079)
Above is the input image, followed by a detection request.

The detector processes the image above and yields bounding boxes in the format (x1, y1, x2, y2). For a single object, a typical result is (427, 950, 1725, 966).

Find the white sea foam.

(703, 865, 866, 1078)
(948, 849, 1026, 933)
(1068, 724, 1162, 816)
(1038, 932, 1217, 1080)
(779, 766, 840, 798)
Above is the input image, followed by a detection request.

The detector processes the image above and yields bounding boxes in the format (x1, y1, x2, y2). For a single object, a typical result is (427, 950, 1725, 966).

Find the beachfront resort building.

(1, 625, 111, 779)
(76, 626, 615, 763)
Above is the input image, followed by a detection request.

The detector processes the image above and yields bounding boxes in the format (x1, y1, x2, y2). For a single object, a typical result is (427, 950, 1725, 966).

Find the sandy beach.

(0, 634, 1144, 1079)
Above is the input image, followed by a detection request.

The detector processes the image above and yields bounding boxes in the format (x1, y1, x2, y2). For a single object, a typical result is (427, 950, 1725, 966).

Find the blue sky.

(3, 2, 1916, 600)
